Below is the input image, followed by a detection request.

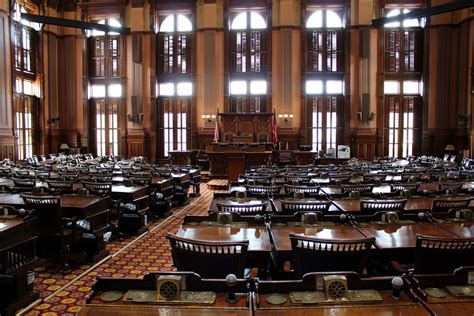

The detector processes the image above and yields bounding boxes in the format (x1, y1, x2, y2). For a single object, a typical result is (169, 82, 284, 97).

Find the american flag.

(272, 112, 278, 147)
(213, 117, 219, 142)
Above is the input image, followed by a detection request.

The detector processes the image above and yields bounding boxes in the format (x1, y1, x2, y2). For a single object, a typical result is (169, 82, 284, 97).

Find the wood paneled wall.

(0, 1, 473, 161)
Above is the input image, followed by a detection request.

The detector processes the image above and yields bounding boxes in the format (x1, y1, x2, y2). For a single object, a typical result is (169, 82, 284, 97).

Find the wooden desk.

(257, 294, 430, 316)
(207, 151, 272, 181)
(168, 150, 193, 166)
(436, 221, 474, 238)
(175, 224, 271, 269)
(427, 301, 474, 316)
(256, 272, 430, 316)
(413, 268, 474, 316)
(357, 222, 456, 257)
(0, 215, 38, 315)
(270, 225, 366, 258)
(332, 195, 474, 213)
(80, 306, 251, 316)
(80, 272, 251, 316)
(291, 151, 316, 165)
(61, 194, 111, 262)
(112, 185, 149, 235)
(0, 193, 110, 262)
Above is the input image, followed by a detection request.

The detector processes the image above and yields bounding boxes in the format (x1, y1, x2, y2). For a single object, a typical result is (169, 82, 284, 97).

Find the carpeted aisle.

(23, 183, 213, 315)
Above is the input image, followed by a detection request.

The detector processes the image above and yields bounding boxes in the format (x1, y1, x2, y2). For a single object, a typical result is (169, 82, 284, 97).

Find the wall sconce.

(458, 114, 469, 127)
(48, 117, 60, 126)
(127, 113, 144, 124)
(201, 114, 216, 128)
(278, 114, 294, 128)
(357, 111, 375, 124)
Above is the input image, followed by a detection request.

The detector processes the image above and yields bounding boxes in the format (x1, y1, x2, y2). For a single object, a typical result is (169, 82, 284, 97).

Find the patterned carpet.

(23, 184, 213, 315)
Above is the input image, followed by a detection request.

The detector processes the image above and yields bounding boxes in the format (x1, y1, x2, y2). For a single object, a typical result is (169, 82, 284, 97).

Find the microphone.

(391, 277, 404, 300)
(225, 274, 239, 303)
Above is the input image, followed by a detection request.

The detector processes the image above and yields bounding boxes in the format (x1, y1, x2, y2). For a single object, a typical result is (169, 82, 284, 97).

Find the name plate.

(123, 290, 216, 305)
(446, 286, 474, 297)
(289, 290, 382, 305)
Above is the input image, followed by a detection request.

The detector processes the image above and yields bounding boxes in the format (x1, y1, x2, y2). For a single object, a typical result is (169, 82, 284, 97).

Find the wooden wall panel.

(0, 12, 10, 130)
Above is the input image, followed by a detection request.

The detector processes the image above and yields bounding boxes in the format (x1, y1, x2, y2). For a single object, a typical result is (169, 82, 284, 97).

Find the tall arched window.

(157, 13, 193, 157)
(88, 17, 124, 157)
(383, 8, 424, 158)
(304, 8, 344, 152)
(228, 10, 268, 113)
(12, 2, 41, 160)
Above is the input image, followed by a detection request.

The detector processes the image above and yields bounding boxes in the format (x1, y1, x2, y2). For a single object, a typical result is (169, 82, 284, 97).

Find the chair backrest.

(166, 233, 249, 278)
(285, 175, 312, 183)
(290, 234, 375, 278)
(360, 199, 407, 214)
(390, 183, 420, 192)
(246, 185, 281, 195)
(12, 178, 35, 189)
(439, 182, 464, 191)
(281, 200, 331, 215)
(82, 181, 112, 194)
(217, 202, 268, 215)
(402, 172, 422, 180)
(22, 195, 62, 233)
(431, 198, 471, 212)
(341, 184, 374, 194)
(47, 180, 74, 191)
(415, 235, 474, 274)
(284, 185, 319, 195)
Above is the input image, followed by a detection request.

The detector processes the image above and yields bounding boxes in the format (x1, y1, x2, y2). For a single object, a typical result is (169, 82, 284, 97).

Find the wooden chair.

(12, 178, 35, 191)
(360, 199, 407, 214)
(284, 174, 312, 183)
(341, 184, 374, 194)
(165, 233, 249, 278)
(46, 180, 74, 193)
(289, 234, 375, 278)
(284, 185, 319, 195)
(34, 171, 50, 180)
(390, 183, 420, 192)
(281, 200, 331, 215)
(439, 181, 464, 192)
(217, 202, 268, 215)
(82, 181, 112, 195)
(431, 198, 471, 213)
(246, 185, 281, 195)
(21, 195, 86, 267)
(414, 235, 474, 274)
(401, 172, 423, 181)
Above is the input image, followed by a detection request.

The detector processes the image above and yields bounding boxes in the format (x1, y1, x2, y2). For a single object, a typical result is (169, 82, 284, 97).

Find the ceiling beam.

(20, 13, 131, 34)
(372, 0, 474, 27)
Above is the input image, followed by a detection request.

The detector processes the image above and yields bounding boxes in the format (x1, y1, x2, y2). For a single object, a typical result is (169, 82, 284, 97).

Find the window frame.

(87, 16, 125, 157)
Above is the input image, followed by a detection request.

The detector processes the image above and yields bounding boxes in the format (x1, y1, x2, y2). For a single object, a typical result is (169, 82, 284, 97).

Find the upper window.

(306, 10, 343, 29)
(157, 13, 193, 75)
(88, 18, 122, 37)
(305, 9, 344, 73)
(384, 9, 424, 28)
(231, 12, 267, 30)
(383, 8, 423, 74)
(159, 14, 193, 32)
(229, 11, 268, 74)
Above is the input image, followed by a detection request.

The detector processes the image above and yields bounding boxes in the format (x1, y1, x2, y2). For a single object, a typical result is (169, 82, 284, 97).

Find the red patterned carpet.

(23, 184, 213, 315)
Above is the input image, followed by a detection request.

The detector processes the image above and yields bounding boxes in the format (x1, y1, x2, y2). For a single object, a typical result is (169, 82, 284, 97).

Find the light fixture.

(59, 143, 69, 151)
(357, 111, 375, 124)
(201, 114, 216, 128)
(444, 144, 455, 152)
(278, 113, 294, 128)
